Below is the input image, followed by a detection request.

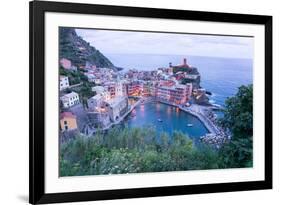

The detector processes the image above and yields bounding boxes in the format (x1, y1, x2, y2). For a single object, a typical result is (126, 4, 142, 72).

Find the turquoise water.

(124, 102, 209, 140)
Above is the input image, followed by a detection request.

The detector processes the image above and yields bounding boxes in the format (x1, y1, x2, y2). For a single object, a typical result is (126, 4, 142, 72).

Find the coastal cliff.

(59, 28, 121, 71)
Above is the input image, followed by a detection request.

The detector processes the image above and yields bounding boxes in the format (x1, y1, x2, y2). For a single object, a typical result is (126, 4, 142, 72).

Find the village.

(59, 57, 226, 145)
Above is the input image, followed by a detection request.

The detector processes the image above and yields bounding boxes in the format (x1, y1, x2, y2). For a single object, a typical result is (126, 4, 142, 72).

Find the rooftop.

(106, 96, 127, 107)
(60, 75, 68, 80)
(61, 91, 79, 99)
(92, 86, 106, 94)
(60, 112, 76, 120)
(90, 93, 104, 100)
(158, 83, 187, 90)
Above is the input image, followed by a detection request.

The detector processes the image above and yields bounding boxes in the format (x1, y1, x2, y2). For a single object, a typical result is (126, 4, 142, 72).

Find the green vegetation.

(59, 67, 85, 85)
(60, 84, 253, 176)
(173, 67, 188, 74)
(60, 126, 220, 176)
(59, 67, 96, 108)
(59, 27, 114, 68)
(218, 84, 253, 168)
(181, 78, 197, 85)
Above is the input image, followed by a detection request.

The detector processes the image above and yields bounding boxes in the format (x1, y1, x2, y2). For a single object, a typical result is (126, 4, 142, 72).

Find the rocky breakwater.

(200, 133, 228, 148)
(198, 107, 229, 147)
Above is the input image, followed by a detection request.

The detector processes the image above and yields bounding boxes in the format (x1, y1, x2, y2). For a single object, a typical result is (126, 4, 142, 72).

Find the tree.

(219, 84, 253, 168)
(59, 127, 220, 176)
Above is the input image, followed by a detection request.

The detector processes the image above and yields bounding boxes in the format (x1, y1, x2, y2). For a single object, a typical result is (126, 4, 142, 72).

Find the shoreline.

(148, 98, 219, 134)
(87, 97, 228, 146)
(139, 98, 228, 145)
(102, 97, 220, 134)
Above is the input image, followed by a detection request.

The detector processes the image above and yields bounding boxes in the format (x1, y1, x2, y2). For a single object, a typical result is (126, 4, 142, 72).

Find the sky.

(75, 28, 254, 59)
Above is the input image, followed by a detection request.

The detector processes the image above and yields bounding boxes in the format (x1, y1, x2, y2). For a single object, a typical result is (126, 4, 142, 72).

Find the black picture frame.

(29, 1, 272, 204)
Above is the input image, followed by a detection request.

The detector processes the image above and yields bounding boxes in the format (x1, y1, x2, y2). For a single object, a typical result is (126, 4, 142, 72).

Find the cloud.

(75, 28, 254, 59)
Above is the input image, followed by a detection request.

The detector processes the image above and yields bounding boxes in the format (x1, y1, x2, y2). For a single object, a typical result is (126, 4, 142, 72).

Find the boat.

(206, 91, 212, 95)
(158, 119, 163, 122)
(187, 123, 193, 127)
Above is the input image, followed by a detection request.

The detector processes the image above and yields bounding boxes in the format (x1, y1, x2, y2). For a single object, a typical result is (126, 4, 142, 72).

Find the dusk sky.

(76, 28, 254, 59)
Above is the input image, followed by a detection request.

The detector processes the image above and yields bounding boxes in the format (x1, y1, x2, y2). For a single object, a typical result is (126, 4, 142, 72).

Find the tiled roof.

(60, 112, 76, 119)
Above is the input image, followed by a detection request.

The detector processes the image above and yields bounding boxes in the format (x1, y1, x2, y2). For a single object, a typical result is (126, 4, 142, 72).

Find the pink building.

(156, 80, 192, 105)
(126, 81, 143, 97)
(60, 58, 72, 69)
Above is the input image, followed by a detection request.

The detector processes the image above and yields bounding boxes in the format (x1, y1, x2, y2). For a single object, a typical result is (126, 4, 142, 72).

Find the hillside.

(59, 27, 121, 70)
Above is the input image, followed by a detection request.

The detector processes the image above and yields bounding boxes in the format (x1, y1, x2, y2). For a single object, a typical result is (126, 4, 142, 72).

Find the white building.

(87, 90, 111, 110)
(59, 76, 69, 91)
(104, 81, 125, 98)
(185, 73, 200, 80)
(115, 81, 124, 97)
(94, 78, 102, 84)
(106, 96, 128, 122)
(87, 94, 104, 109)
(84, 73, 96, 82)
(92, 86, 105, 94)
(92, 86, 111, 101)
(60, 92, 80, 108)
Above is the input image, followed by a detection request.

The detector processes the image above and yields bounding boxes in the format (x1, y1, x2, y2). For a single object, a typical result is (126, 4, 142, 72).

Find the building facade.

(156, 81, 190, 105)
(60, 58, 72, 69)
(60, 58, 77, 71)
(104, 81, 125, 98)
(87, 110, 110, 128)
(126, 81, 143, 96)
(60, 112, 78, 131)
(106, 96, 129, 122)
(59, 76, 69, 91)
(60, 91, 80, 108)
(87, 91, 110, 110)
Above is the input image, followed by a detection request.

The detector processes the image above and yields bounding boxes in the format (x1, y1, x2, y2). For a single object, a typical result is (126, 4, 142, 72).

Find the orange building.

(60, 112, 78, 131)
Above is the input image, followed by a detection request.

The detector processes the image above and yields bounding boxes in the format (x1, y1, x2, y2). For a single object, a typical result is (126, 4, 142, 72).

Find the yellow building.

(60, 112, 78, 131)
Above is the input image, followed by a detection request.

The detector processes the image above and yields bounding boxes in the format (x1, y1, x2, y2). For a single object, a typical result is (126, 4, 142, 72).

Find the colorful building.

(142, 81, 156, 97)
(104, 81, 125, 98)
(60, 112, 78, 131)
(126, 81, 143, 96)
(59, 58, 77, 71)
(156, 81, 191, 105)
(60, 58, 72, 69)
(87, 91, 110, 110)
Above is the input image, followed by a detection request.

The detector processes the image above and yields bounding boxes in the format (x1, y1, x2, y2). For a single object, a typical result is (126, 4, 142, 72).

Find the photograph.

(58, 27, 254, 177)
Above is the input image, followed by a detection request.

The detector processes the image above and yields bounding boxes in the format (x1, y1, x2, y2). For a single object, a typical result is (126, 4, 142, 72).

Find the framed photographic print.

(29, 0, 272, 204)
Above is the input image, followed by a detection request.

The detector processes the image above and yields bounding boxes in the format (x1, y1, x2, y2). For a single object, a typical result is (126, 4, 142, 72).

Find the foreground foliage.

(60, 127, 220, 176)
(218, 84, 253, 168)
